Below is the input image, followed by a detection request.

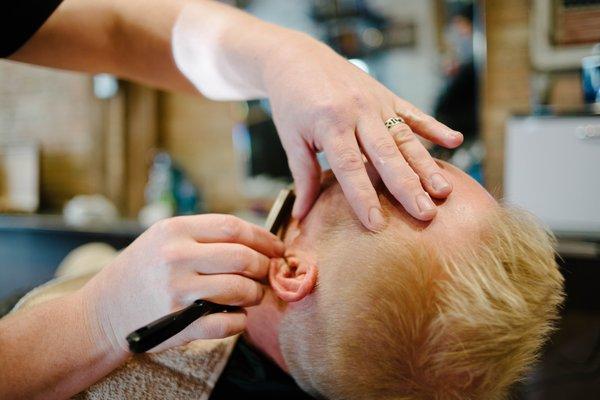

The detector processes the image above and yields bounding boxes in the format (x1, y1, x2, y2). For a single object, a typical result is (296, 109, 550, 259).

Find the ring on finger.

(384, 116, 406, 130)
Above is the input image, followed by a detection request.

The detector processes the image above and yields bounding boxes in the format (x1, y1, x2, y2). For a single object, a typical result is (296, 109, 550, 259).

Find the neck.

(243, 289, 288, 372)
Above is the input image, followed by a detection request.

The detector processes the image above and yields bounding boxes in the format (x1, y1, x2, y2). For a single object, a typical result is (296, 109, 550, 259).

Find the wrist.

(211, 2, 321, 96)
(258, 31, 338, 98)
(74, 285, 130, 363)
(259, 30, 317, 87)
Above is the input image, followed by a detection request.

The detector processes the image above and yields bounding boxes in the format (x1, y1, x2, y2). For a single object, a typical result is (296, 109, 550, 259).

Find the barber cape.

(11, 243, 237, 400)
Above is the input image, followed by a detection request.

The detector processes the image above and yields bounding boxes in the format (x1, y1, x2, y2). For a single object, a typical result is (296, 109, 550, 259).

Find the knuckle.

(340, 179, 375, 204)
(354, 178, 375, 194)
(406, 152, 434, 172)
(373, 137, 398, 159)
(335, 149, 364, 172)
(213, 320, 232, 338)
(219, 216, 245, 241)
(214, 317, 244, 338)
(349, 91, 368, 110)
(391, 126, 415, 146)
(151, 217, 185, 237)
(243, 252, 260, 276)
(229, 245, 250, 273)
(232, 279, 262, 306)
(223, 321, 243, 337)
(313, 101, 341, 122)
(228, 277, 250, 305)
(350, 191, 376, 208)
(159, 244, 184, 268)
(249, 283, 264, 305)
(204, 318, 228, 338)
(313, 101, 353, 133)
(328, 122, 349, 138)
(397, 172, 422, 190)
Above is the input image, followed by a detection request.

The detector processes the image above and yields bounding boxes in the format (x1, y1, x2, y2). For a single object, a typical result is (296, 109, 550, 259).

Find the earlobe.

(269, 257, 317, 303)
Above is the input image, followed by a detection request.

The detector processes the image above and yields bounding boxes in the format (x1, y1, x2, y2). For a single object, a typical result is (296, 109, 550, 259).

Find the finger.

(185, 311, 247, 340)
(356, 115, 437, 221)
(322, 132, 385, 231)
(394, 98, 463, 149)
(385, 116, 452, 199)
(184, 243, 271, 280)
(151, 311, 247, 351)
(285, 142, 322, 220)
(169, 214, 284, 257)
(179, 274, 266, 307)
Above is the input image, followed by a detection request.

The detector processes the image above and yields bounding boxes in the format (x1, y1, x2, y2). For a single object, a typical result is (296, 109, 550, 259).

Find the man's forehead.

(389, 161, 496, 238)
(316, 160, 496, 235)
(435, 160, 497, 216)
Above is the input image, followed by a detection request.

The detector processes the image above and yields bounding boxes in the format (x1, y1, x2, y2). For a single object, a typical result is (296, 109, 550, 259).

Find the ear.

(269, 257, 317, 303)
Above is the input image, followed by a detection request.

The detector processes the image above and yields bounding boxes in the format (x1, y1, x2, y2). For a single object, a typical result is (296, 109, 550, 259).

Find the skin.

(10, 0, 462, 231)
(245, 161, 497, 374)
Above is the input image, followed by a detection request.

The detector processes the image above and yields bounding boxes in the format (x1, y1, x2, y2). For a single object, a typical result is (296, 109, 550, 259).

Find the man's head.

(246, 161, 564, 400)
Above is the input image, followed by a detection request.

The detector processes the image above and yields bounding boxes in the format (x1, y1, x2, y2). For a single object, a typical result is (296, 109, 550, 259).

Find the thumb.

(286, 144, 321, 220)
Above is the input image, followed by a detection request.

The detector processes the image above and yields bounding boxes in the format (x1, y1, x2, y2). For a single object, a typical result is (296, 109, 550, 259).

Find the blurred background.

(0, 0, 599, 397)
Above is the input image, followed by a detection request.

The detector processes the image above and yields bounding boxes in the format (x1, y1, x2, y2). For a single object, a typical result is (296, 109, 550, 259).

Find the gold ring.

(384, 116, 405, 130)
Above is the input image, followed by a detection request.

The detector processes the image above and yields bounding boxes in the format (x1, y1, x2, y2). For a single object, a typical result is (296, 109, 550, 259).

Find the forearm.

(170, 0, 318, 99)
(0, 291, 128, 399)
(10, 0, 191, 93)
(9, 0, 317, 98)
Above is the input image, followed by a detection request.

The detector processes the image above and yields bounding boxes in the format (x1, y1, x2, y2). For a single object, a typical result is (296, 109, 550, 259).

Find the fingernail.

(368, 207, 386, 231)
(430, 173, 450, 192)
(416, 193, 436, 214)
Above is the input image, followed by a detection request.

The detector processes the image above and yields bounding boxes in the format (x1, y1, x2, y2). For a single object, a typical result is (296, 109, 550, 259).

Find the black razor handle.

(126, 299, 240, 353)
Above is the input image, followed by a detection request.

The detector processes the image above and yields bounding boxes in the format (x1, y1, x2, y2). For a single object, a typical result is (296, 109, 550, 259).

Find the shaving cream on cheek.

(171, 4, 267, 100)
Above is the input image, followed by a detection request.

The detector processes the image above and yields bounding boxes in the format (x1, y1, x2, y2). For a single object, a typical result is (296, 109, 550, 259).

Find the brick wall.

(482, 0, 532, 196)
(0, 61, 103, 211)
(482, 0, 584, 196)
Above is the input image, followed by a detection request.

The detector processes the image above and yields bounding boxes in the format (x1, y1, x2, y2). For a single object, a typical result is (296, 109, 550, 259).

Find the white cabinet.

(505, 115, 600, 237)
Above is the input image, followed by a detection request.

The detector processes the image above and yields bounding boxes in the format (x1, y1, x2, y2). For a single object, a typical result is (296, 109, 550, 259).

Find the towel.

(12, 243, 236, 400)
(74, 337, 236, 400)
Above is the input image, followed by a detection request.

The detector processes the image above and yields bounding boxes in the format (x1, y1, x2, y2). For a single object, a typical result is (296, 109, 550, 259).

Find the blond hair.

(279, 205, 564, 400)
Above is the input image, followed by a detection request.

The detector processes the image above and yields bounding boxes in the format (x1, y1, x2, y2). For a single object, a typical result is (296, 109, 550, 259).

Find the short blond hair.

(279, 205, 564, 400)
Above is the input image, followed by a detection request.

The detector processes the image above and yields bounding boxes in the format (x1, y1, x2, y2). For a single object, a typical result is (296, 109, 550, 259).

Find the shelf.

(0, 214, 143, 238)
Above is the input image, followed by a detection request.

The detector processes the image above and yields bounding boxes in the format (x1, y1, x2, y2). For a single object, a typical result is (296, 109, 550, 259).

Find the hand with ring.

(264, 35, 463, 231)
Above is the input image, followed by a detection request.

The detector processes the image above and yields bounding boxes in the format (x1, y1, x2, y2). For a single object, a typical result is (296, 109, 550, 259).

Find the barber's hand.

(78, 214, 284, 355)
(263, 34, 463, 231)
